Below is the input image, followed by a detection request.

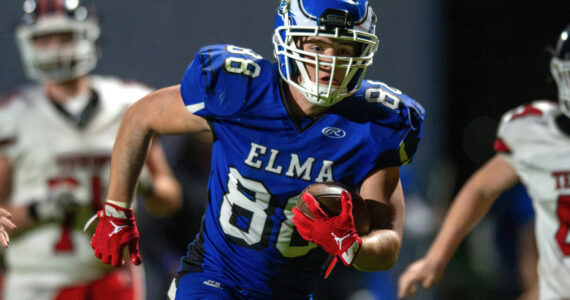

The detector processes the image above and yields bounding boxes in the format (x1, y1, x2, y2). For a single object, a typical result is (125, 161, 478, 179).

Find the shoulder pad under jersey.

(494, 100, 558, 154)
(0, 87, 33, 156)
(180, 44, 274, 118)
(338, 79, 425, 165)
(90, 75, 154, 106)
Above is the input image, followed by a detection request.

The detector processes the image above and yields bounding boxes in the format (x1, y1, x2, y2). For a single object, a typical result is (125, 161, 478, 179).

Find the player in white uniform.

(0, 1, 182, 299)
(398, 24, 570, 300)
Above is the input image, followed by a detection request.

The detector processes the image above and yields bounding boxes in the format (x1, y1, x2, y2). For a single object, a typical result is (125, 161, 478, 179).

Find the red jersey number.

(51, 175, 104, 252)
(556, 195, 570, 255)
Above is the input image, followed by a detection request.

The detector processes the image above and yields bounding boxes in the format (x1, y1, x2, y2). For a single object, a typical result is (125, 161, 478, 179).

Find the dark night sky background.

(446, 1, 568, 185)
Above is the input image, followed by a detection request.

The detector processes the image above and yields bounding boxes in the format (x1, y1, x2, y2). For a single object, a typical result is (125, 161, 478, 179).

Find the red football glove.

(85, 202, 141, 267)
(292, 190, 362, 278)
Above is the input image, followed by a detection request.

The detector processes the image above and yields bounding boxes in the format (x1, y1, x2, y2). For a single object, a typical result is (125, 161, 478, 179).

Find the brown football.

(296, 182, 371, 234)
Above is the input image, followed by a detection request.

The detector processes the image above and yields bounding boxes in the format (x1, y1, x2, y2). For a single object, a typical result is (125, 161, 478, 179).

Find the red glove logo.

(108, 220, 128, 237)
(85, 202, 141, 267)
(292, 190, 362, 278)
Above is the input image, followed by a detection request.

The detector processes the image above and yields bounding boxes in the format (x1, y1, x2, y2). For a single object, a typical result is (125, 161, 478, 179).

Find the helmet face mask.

(551, 24, 570, 117)
(273, 0, 379, 107)
(15, 0, 100, 83)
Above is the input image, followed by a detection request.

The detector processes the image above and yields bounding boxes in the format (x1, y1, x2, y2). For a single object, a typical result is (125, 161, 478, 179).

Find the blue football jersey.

(177, 44, 424, 298)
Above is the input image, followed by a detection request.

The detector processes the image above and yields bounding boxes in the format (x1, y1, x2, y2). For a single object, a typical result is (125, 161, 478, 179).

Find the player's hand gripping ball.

(295, 182, 370, 234)
(293, 182, 370, 278)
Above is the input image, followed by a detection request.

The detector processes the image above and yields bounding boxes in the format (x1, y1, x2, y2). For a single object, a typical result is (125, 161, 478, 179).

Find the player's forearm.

(0, 159, 26, 228)
(3, 200, 61, 229)
(355, 167, 403, 271)
(354, 228, 401, 271)
(0, 205, 31, 229)
(140, 173, 182, 215)
(425, 155, 518, 270)
(424, 180, 498, 268)
(108, 86, 209, 205)
(107, 103, 155, 205)
(138, 141, 183, 215)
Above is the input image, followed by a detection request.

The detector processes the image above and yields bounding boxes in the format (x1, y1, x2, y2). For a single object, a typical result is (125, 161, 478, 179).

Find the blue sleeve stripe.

(200, 46, 215, 95)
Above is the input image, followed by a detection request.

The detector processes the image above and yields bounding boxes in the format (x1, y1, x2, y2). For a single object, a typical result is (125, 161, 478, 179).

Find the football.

(296, 182, 370, 234)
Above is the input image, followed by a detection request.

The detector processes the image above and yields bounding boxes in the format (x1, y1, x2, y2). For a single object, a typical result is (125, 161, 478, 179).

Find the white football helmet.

(15, 0, 100, 83)
(273, 0, 379, 107)
(551, 24, 570, 117)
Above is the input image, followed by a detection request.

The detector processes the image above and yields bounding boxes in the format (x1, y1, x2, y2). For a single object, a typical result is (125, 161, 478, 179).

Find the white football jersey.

(496, 100, 570, 300)
(0, 75, 152, 299)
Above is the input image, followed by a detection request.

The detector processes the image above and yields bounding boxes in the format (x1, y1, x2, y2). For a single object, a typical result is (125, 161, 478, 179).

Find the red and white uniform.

(495, 100, 570, 300)
(0, 75, 151, 300)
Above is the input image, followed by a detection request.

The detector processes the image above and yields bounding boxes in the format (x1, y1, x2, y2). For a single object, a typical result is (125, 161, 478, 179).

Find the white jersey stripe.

(186, 102, 205, 113)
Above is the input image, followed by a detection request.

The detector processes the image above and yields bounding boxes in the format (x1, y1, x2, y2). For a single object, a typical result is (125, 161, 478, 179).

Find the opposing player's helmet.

(273, 0, 379, 106)
(15, 0, 100, 82)
(551, 24, 570, 117)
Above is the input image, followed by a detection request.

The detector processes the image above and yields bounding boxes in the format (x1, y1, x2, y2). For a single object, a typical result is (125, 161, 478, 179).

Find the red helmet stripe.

(54, 0, 64, 12)
(38, 0, 49, 15)
(37, 0, 66, 16)
(47, 0, 54, 12)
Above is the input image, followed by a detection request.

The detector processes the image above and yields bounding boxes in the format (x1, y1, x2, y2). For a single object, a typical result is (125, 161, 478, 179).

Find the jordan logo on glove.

(108, 221, 128, 237)
(332, 232, 350, 250)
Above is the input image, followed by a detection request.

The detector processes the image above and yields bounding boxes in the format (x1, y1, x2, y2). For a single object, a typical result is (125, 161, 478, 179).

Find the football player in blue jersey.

(87, 0, 425, 299)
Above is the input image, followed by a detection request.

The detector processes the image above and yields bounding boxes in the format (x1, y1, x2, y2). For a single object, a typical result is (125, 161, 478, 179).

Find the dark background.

(1, 1, 570, 299)
(446, 1, 568, 185)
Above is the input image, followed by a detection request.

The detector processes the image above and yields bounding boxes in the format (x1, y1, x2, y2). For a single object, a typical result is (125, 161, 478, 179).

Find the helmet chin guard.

(551, 24, 570, 117)
(273, 0, 379, 107)
(15, 0, 100, 83)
